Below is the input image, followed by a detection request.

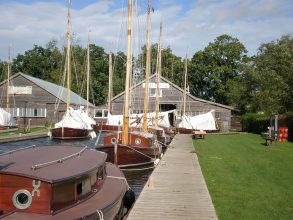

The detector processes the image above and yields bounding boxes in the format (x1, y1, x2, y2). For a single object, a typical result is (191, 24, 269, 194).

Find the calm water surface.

(0, 137, 153, 198)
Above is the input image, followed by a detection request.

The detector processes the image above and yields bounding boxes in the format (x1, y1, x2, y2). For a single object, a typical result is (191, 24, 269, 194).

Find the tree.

(137, 44, 184, 87)
(89, 44, 109, 105)
(112, 51, 126, 97)
(255, 35, 293, 112)
(190, 34, 248, 105)
(12, 40, 63, 84)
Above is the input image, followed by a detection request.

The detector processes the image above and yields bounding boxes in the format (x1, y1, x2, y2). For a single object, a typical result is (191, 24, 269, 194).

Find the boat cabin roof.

(0, 145, 107, 183)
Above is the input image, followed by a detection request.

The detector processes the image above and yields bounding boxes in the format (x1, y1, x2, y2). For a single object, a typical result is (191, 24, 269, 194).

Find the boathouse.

(0, 72, 94, 128)
(95, 74, 236, 131)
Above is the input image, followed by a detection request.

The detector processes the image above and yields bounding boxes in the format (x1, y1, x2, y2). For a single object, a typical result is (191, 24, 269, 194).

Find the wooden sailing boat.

(0, 144, 133, 219)
(148, 22, 174, 144)
(50, 0, 91, 139)
(93, 49, 122, 133)
(0, 47, 17, 130)
(176, 50, 195, 134)
(96, 0, 161, 168)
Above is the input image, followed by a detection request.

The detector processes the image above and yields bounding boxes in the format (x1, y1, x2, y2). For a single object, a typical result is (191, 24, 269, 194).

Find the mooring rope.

(124, 145, 153, 160)
(108, 175, 130, 189)
(96, 209, 104, 220)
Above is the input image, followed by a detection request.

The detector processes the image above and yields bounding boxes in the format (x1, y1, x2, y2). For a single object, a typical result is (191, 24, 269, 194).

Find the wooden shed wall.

(0, 75, 85, 127)
(109, 76, 232, 130)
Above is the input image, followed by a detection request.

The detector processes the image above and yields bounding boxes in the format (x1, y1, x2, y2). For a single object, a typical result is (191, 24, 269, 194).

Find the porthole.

(111, 138, 117, 144)
(135, 138, 141, 145)
(12, 190, 32, 209)
(76, 182, 83, 195)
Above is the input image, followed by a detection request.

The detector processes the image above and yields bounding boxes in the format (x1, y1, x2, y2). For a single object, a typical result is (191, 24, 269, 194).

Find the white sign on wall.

(8, 86, 32, 95)
(142, 83, 170, 89)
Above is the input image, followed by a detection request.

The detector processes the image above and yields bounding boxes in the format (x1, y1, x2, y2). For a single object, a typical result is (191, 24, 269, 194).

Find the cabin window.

(76, 182, 83, 195)
(12, 189, 32, 209)
(97, 165, 105, 181)
(94, 109, 108, 118)
(135, 138, 141, 145)
(95, 110, 103, 117)
(76, 179, 91, 199)
(111, 137, 117, 144)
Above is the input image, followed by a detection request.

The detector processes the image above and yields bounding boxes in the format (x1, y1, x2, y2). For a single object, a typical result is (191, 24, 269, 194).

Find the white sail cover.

(178, 110, 217, 130)
(106, 110, 175, 128)
(0, 108, 17, 127)
(54, 107, 95, 130)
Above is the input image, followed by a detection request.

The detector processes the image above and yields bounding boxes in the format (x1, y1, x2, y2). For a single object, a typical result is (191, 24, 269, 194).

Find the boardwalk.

(127, 134, 218, 220)
(0, 131, 48, 143)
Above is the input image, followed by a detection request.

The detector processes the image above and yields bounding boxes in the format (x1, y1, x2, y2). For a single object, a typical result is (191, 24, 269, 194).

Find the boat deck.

(126, 134, 218, 220)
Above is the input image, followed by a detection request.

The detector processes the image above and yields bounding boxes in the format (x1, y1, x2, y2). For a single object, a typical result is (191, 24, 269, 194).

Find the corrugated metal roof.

(13, 72, 94, 107)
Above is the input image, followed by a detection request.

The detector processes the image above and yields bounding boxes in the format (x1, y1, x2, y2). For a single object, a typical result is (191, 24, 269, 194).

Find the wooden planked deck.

(127, 134, 218, 220)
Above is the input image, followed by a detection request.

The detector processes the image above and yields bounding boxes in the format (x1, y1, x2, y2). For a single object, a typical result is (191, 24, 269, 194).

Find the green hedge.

(241, 113, 270, 134)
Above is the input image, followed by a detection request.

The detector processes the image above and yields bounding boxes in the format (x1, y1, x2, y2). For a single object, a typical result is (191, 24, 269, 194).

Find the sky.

(0, 0, 292, 61)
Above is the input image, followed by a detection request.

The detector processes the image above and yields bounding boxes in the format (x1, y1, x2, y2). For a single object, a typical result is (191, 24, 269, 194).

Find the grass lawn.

(0, 127, 47, 137)
(193, 133, 293, 220)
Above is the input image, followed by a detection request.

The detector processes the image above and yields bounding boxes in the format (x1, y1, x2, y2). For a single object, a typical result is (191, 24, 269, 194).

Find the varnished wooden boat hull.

(50, 127, 90, 139)
(93, 124, 121, 133)
(0, 163, 127, 220)
(96, 144, 160, 168)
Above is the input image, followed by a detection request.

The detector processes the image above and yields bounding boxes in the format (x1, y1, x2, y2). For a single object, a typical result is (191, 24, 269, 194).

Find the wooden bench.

(192, 130, 206, 139)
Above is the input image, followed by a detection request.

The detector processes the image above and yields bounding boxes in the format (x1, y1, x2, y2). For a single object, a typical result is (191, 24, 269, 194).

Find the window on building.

(8, 108, 47, 117)
(149, 88, 162, 97)
(215, 112, 221, 119)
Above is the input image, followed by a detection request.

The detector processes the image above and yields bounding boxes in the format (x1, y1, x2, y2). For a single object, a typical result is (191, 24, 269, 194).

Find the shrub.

(241, 113, 270, 134)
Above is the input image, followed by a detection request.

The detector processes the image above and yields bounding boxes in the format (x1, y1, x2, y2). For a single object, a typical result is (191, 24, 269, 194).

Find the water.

(0, 137, 153, 198)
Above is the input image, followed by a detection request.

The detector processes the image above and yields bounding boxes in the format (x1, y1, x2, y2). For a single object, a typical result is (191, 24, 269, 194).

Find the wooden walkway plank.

(127, 134, 218, 220)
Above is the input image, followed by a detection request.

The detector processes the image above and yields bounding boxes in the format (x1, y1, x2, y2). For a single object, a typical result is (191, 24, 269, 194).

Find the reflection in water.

(123, 168, 153, 198)
(0, 137, 153, 198)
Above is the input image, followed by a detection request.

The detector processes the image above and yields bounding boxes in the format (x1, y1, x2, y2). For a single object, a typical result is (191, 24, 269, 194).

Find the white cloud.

(0, 0, 292, 61)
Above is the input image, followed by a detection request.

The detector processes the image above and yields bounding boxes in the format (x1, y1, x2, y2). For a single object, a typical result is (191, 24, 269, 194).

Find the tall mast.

(108, 49, 113, 113)
(86, 30, 90, 114)
(183, 50, 188, 116)
(155, 22, 162, 127)
(6, 46, 11, 110)
(143, 0, 151, 132)
(122, 0, 133, 145)
(66, 0, 72, 110)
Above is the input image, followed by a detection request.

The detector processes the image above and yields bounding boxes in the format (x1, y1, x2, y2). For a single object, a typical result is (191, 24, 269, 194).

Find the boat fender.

(123, 188, 135, 211)
(154, 158, 160, 166)
(48, 131, 52, 139)
(90, 131, 96, 139)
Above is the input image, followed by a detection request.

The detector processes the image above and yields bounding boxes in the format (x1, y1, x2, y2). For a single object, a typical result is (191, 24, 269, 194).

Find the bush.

(44, 121, 53, 128)
(242, 113, 270, 134)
